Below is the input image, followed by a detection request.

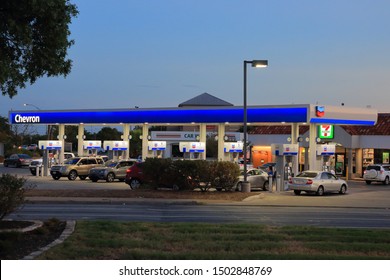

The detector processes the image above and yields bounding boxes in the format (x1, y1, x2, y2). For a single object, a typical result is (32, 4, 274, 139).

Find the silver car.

(363, 164, 390, 185)
(288, 170, 348, 196)
(89, 159, 137, 182)
(235, 168, 269, 191)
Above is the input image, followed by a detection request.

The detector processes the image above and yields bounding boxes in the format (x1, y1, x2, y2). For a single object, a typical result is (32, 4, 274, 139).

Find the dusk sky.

(2, 0, 390, 117)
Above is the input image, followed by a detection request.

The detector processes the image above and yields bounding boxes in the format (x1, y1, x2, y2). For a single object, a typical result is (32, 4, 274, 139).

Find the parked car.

(50, 156, 104, 180)
(98, 155, 109, 162)
(125, 162, 145, 189)
(288, 170, 348, 196)
(27, 144, 38, 150)
(258, 162, 276, 171)
(234, 168, 269, 191)
(29, 158, 57, 175)
(89, 159, 137, 182)
(29, 158, 43, 175)
(363, 164, 390, 185)
(3, 154, 33, 167)
(237, 159, 254, 170)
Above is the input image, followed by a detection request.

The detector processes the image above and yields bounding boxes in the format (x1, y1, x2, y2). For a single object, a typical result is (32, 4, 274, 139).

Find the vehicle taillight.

(288, 178, 293, 183)
(126, 168, 132, 174)
(306, 179, 313, 185)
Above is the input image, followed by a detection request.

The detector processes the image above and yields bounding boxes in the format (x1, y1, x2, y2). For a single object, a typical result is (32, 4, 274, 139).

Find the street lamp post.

(23, 103, 41, 110)
(242, 60, 268, 192)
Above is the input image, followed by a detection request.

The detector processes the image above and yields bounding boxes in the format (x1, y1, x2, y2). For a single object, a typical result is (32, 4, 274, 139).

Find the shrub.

(0, 174, 36, 220)
(143, 158, 179, 188)
(211, 161, 240, 191)
(141, 159, 240, 192)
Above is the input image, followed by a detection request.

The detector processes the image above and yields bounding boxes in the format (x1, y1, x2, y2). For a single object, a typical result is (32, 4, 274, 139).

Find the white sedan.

(288, 170, 348, 196)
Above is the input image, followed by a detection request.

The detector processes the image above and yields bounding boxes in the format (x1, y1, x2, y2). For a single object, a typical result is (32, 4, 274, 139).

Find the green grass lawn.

(38, 221, 390, 260)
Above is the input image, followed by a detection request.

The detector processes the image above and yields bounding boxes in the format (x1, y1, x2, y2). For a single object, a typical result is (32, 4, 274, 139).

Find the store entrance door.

(335, 154, 345, 176)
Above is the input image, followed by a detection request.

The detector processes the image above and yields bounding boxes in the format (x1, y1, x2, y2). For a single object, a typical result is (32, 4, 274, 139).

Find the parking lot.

(1, 164, 390, 208)
(0, 164, 130, 191)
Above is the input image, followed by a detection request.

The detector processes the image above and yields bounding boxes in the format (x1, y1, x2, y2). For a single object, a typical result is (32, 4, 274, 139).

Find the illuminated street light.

(242, 59, 268, 192)
(23, 103, 41, 110)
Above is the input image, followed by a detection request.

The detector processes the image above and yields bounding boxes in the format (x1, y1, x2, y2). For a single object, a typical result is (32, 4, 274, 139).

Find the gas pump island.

(38, 140, 62, 176)
(83, 140, 102, 156)
(316, 144, 336, 172)
(103, 141, 129, 160)
(224, 141, 243, 163)
(179, 142, 206, 160)
(271, 143, 299, 191)
(148, 141, 167, 158)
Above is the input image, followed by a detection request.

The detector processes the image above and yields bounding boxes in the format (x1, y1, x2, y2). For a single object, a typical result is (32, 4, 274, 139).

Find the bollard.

(36, 165, 40, 177)
(268, 176, 273, 193)
(241, 181, 251, 193)
(276, 174, 281, 192)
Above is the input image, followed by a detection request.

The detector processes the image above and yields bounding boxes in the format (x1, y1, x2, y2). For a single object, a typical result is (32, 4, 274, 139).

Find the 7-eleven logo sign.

(318, 125, 334, 139)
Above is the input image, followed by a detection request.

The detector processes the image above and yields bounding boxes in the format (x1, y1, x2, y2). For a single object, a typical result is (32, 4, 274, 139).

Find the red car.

(125, 162, 145, 189)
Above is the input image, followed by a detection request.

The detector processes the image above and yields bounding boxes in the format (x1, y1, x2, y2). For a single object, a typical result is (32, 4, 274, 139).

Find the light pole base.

(241, 181, 251, 193)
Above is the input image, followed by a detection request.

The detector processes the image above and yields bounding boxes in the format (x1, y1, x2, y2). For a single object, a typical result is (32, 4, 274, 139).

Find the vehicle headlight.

(99, 170, 106, 175)
(60, 166, 68, 173)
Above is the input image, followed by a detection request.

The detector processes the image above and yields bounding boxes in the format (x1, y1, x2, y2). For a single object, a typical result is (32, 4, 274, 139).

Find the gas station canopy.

(9, 104, 377, 126)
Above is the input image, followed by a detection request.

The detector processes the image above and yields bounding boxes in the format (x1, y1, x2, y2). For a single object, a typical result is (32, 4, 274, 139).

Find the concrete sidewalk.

(26, 186, 390, 209)
(236, 190, 390, 208)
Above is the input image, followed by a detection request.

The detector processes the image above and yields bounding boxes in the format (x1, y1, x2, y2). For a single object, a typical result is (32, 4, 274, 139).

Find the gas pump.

(316, 144, 336, 172)
(148, 141, 167, 158)
(271, 143, 298, 191)
(103, 141, 129, 161)
(179, 142, 205, 160)
(224, 141, 243, 163)
(38, 140, 62, 176)
(83, 140, 102, 156)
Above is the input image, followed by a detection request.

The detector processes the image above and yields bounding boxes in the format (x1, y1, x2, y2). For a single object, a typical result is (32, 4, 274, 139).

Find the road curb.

(23, 220, 76, 260)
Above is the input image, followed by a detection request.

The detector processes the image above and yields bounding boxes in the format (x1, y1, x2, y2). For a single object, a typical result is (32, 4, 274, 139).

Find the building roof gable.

(178, 92, 234, 107)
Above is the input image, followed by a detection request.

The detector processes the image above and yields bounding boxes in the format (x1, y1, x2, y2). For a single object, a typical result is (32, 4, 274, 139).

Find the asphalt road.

(7, 201, 390, 228)
(2, 164, 390, 228)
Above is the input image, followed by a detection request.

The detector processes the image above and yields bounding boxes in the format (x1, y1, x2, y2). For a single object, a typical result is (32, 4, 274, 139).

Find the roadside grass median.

(37, 221, 390, 260)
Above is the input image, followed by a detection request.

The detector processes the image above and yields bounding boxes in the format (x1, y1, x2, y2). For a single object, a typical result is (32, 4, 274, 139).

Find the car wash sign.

(318, 125, 334, 139)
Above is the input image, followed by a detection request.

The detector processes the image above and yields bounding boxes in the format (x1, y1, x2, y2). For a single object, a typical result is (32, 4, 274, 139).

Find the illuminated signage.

(83, 141, 101, 149)
(315, 106, 325, 117)
(14, 114, 40, 123)
(224, 142, 243, 153)
(179, 142, 205, 153)
(148, 141, 166, 151)
(9, 107, 308, 124)
(318, 125, 334, 139)
(316, 144, 336, 156)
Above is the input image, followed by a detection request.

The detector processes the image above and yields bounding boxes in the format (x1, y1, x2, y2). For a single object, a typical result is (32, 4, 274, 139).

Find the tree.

(0, 174, 36, 220)
(96, 127, 122, 141)
(0, 0, 78, 98)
